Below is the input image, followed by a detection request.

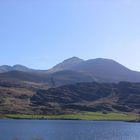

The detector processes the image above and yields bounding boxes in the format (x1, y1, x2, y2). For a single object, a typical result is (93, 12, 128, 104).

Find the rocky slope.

(0, 81, 139, 115)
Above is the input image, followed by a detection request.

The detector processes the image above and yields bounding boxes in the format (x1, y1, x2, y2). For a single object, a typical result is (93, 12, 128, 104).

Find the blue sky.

(0, 0, 140, 70)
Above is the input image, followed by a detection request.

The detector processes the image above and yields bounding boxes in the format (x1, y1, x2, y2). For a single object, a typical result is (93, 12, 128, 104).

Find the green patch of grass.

(80, 112, 137, 121)
(4, 112, 138, 121)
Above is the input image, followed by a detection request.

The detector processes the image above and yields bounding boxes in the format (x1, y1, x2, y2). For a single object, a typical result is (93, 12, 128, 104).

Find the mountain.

(12, 65, 34, 72)
(31, 82, 140, 114)
(0, 57, 140, 115)
(0, 71, 48, 83)
(0, 79, 49, 114)
(1, 81, 139, 114)
(69, 58, 140, 82)
(49, 58, 140, 83)
(48, 57, 84, 73)
(0, 70, 93, 87)
(46, 70, 93, 87)
(0, 65, 13, 73)
(0, 57, 140, 114)
(0, 57, 140, 86)
(0, 65, 34, 73)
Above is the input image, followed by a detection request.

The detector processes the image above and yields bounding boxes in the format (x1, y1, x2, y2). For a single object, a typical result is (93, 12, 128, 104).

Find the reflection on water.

(0, 120, 140, 140)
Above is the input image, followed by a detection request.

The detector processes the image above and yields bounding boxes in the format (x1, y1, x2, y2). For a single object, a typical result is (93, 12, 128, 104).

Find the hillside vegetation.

(0, 81, 140, 116)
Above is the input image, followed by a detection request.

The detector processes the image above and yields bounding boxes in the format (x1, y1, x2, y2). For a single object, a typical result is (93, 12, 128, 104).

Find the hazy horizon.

(0, 0, 140, 70)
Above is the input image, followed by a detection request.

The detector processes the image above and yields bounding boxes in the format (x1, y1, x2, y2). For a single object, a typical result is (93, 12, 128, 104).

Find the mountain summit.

(48, 57, 140, 83)
(48, 57, 84, 73)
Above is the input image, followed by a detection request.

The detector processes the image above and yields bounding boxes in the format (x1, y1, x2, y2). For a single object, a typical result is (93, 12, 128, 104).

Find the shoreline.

(0, 112, 139, 122)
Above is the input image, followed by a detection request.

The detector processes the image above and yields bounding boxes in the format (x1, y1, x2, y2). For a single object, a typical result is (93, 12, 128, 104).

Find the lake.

(0, 120, 140, 140)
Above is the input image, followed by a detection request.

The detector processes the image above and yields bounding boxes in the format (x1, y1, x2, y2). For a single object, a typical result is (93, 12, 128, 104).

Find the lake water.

(0, 120, 140, 140)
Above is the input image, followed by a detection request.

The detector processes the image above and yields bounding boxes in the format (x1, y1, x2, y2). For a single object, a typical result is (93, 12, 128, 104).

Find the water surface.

(0, 119, 140, 140)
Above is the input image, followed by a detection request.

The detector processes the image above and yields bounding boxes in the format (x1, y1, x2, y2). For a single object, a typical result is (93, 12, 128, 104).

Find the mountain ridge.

(0, 57, 139, 73)
(0, 57, 140, 85)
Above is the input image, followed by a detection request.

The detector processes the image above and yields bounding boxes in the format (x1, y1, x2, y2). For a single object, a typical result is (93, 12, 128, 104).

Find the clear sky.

(0, 0, 140, 71)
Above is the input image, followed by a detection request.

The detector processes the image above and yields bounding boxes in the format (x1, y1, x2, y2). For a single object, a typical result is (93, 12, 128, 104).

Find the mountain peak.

(0, 64, 32, 73)
(12, 64, 29, 71)
(62, 57, 84, 63)
(0, 65, 12, 73)
(49, 57, 84, 73)
(13, 64, 28, 68)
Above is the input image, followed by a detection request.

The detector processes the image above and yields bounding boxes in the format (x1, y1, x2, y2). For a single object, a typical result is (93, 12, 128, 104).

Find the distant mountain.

(0, 65, 34, 73)
(69, 58, 140, 82)
(46, 70, 93, 87)
(48, 57, 84, 73)
(0, 65, 13, 73)
(12, 65, 33, 72)
(49, 57, 140, 83)
(0, 71, 48, 83)
(0, 57, 140, 85)
(0, 70, 93, 87)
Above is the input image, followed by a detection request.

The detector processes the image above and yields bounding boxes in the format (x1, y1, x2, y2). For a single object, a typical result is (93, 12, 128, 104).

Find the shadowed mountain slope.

(0, 79, 140, 114)
(31, 82, 140, 114)
(0, 70, 93, 87)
